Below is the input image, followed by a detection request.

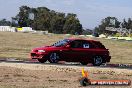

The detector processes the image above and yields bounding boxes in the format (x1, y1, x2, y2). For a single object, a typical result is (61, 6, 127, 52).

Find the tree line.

(94, 17, 132, 35)
(10, 6, 83, 34)
(0, 19, 11, 26)
(0, 6, 132, 35)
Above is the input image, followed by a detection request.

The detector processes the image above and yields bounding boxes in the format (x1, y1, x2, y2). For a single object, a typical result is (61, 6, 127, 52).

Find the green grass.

(0, 32, 69, 60)
(0, 32, 132, 64)
(95, 38, 132, 64)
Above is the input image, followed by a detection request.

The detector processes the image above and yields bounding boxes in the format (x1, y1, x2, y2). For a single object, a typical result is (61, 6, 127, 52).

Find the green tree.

(0, 19, 11, 26)
(13, 5, 83, 34)
(50, 12, 65, 33)
(63, 13, 82, 34)
(123, 18, 132, 29)
(127, 18, 132, 29)
(94, 16, 120, 34)
(34, 7, 51, 30)
(121, 19, 127, 28)
(11, 17, 18, 27)
(17, 6, 30, 27)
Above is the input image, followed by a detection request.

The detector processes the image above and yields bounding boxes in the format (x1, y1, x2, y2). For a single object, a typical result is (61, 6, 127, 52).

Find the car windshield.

(52, 39, 70, 47)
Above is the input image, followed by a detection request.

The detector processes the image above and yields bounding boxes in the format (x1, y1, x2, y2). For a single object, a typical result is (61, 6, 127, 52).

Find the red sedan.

(30, 38, 111, 66)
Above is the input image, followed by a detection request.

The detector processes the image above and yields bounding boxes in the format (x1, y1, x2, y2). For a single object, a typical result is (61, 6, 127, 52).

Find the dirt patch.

(0, 66, 80, 88)
(0, 62, 131, 88)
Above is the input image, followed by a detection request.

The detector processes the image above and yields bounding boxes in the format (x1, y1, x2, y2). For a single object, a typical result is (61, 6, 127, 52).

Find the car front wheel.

(48, 52, 60, 63)
(92, 56, 103, 66)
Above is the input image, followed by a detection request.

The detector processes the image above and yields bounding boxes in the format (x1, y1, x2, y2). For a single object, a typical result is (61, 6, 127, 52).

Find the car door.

(60, 40, 83, 62)
(60, 40, 94, 62)
(67, 40, 84, 62)
(79, 40, 95, 62)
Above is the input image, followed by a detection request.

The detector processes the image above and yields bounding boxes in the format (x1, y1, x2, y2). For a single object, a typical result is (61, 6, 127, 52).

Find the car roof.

(66, 38, 99, 42)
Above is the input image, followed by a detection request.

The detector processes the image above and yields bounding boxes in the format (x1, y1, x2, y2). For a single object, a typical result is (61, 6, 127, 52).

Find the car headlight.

(38, 50, 45, 52)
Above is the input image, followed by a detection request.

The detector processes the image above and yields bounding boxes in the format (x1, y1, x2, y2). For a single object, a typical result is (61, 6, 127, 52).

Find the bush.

(114, 33, 121, 37)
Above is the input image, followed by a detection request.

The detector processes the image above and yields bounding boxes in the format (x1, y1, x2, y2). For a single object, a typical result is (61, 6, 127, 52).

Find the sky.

(0, 0, 132, 29)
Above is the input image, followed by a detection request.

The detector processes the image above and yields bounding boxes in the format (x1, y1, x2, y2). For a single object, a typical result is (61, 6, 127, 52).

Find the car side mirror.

(65, 45, 70, 48)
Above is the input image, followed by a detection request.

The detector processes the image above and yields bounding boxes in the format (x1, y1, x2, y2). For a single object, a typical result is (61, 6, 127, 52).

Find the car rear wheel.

(48, 52, 60, 63)
(38, 58, 47, 63)
(92, 56, 103, 66)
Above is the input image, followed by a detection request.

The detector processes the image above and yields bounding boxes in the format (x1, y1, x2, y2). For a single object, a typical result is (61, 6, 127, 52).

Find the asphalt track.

(0, 58, 132, 70)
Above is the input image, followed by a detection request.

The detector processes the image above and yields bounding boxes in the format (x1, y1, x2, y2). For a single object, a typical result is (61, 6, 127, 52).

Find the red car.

(30, 38, 111, 66)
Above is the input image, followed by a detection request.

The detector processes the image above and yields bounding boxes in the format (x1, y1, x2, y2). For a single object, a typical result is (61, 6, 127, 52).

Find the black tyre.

(80, 62, 88, 65)
(48, 52, 60, 63)
(80, 78, 91, 86)
(38, 58, 47, 63)
(92, 56, 103, 66)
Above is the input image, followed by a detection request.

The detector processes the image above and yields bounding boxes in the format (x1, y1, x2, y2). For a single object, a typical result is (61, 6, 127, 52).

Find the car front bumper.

(30, 52, 48, 59)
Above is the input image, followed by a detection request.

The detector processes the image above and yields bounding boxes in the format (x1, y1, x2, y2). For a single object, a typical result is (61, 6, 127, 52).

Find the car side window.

(83, 43, 89, 48)
(70, 40, 93, 48)
(82, 40, 94, 48)
(70, 40, 83, 48)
